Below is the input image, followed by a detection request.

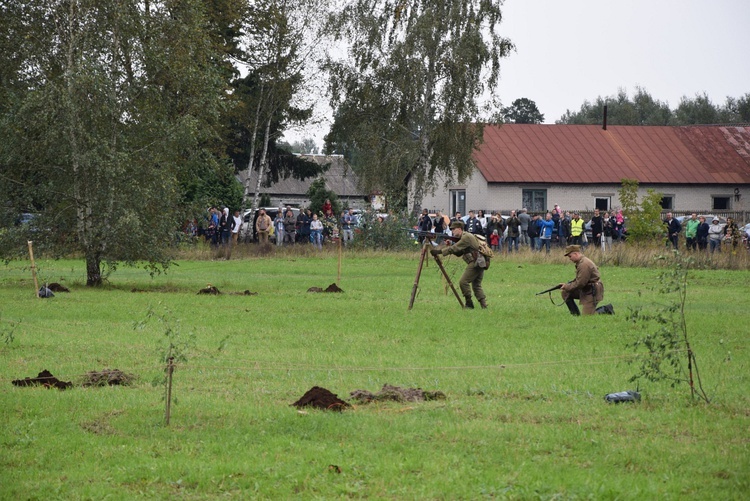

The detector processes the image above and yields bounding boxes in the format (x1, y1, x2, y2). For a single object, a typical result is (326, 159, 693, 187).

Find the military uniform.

(561, 245, 603, 315)
(437, 227, 487, 309)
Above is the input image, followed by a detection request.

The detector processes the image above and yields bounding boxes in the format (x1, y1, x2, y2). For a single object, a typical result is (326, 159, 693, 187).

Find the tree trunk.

(86, 253, 103, 287)
(251, 113, 273, 212)
(241, 84, 264, 215)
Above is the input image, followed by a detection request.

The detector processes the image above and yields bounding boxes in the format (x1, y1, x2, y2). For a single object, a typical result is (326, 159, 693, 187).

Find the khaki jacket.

(441, 232, 480, 265)
(562, 256, 602, 300)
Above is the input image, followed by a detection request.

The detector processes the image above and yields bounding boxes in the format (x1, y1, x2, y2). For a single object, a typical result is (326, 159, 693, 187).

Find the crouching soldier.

(560, 245, 604, 315)
(431, 221, 488, 309)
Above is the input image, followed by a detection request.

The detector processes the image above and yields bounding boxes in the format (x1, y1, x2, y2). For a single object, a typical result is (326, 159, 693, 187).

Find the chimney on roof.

(602, 105, 608, 130)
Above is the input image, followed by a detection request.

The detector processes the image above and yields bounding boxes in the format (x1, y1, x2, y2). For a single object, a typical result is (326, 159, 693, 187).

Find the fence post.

(165, 357, 175, 426)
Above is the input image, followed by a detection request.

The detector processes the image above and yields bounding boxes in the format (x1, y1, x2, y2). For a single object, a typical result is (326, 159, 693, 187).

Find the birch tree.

(0, 0, 232, 285)
(324, 0, 513, 215)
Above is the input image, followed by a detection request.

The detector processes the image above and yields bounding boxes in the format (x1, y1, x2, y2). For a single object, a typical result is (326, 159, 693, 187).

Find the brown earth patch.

(47, 283, 70, 292)
(12, 370, 72, 390)
(350, 384, 446, 403)
(81, 368, 136, 387)
(292, 386, 350, 411)
(307, 283, 344, 293)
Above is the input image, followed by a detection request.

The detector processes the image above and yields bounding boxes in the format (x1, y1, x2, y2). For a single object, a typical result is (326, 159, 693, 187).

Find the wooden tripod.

(408, 241, 464, 310)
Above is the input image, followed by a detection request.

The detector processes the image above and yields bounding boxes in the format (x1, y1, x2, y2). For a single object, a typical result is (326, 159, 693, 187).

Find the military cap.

(450, 221, 464, 230)
(564, 244, 581, 256)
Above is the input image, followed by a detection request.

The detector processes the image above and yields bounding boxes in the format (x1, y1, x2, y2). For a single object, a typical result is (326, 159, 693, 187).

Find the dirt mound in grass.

(307, 283, 344, 293)
(12, 370, 72, 390)
(350, 384, 446, 403)
(47, 283, 70, 292)
(81, 368, 136, 387)
(292, 386, 350, 411)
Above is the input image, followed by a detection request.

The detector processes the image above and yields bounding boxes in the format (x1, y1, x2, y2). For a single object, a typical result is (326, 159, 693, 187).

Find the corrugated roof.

(475, 124, 750, 184)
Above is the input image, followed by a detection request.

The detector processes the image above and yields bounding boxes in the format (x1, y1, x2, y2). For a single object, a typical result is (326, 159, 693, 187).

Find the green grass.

(1, 251, 748, 499)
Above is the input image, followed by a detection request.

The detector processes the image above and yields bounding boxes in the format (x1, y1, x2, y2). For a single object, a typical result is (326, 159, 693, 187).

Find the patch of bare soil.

(350, 384, 446, 404)
(47, 283, 70, 292)
(307, 283, 344, 293)
(228, 290, 257, 296)
(12, 370, 72, 390)
(81, 368, 136, 387)
(292, 386, 350, 411)
(197, 284, 221, 295)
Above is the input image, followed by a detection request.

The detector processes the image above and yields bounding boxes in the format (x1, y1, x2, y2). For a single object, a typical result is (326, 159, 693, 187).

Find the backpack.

(474, 234, 493, 269)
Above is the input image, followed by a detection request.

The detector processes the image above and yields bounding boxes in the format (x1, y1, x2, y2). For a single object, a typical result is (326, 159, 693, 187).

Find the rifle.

(535, 283, 563, 295)
(403, 228, 459, 245)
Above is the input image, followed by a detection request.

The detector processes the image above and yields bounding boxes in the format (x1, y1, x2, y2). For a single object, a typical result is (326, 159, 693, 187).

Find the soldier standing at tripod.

(431, 221, 489, 309)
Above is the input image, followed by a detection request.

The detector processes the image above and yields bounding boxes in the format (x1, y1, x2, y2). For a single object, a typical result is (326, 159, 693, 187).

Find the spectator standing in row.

(484, 214, 499, 247)
(684, 213, 700, 251)
(231, 210, 242, 246)
(310, 213, 324, 249)
(433, 211, 446, 234)
(506, 210, 521, 253)
(297, 209, 311, 244)
(708, 217, 723, 253)
(664, 212, 681, 249)
(518, 208, 531, 246)
(590, 209, 603, 248)
(283, 209, 297, 245)
(527, 214, 540, 250)
(477, 210, 488, 230)
(538, 212, 555, 254)
(490, 230, 500, 252)
(256, 209, 272, 245)
(322, 199, 332, 216)
(696, 216, 709, 251)
(417, 208, 433, 244)
(559, 211, 572, 247)
(274, 211, 285, 246)
(570, 212, 584, 245)
(219, 208, 231, 246)
(466, 210, 483, 235)
(341, 209, 355, 245)
(450, 211, 463, 230)
(601, 211, 614, 251)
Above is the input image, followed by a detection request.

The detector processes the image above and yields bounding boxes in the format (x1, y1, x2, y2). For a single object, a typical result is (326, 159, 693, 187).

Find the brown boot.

(478, 298, 488, 309)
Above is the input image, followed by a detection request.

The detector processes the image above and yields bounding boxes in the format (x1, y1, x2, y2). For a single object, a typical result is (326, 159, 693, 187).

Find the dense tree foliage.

(324, 0, 514, 215)
(0, 0, 237, 285)
(229, 0, 325, 215)
(494, 98, 545, 124)
(558, 88, 750, 125)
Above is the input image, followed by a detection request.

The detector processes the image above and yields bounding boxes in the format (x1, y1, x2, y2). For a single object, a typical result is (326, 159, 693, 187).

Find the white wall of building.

(418, 167, 748, 215)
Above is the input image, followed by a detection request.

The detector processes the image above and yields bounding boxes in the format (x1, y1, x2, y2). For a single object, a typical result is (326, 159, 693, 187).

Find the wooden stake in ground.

(165, 357, 175, 426)
(408, 242, 430, 310)
(27, 241, 40, 299)
(337, 230, 343, 285)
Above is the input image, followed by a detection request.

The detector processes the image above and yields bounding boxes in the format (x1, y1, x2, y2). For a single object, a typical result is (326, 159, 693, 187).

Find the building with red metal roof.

(419, 124, 750, 217)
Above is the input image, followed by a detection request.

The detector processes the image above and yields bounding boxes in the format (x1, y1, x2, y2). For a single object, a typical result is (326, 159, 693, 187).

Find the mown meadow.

(1, 247, 748, 499)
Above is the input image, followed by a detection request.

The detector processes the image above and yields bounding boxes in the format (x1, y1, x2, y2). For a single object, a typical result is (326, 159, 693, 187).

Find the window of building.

(522, 189, 547, 213)
(660, 196, 674, 210)
(594, 197, 610, 210)
(712, 196, 731, 210)
(450, 189, 466, 216)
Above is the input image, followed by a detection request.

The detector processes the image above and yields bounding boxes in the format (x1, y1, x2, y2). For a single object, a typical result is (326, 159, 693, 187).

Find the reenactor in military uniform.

(560, 245, 603, 315)
(431, 221, 488, 309)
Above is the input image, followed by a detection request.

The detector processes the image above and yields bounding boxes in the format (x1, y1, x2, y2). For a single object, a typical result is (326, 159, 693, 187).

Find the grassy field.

(1, 249, 748, 499)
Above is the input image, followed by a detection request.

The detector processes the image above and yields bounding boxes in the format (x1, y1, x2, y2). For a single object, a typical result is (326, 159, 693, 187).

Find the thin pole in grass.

(27, 241, 40, 299)
(409, 242, 430, 310)
(337, 231, 342, 285)
(165, 357, 175, 426)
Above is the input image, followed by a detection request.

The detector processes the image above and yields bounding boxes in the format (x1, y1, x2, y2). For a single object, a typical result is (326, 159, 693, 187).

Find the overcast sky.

(497, 0, 750, 123)
(286, 0, 750, 145)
